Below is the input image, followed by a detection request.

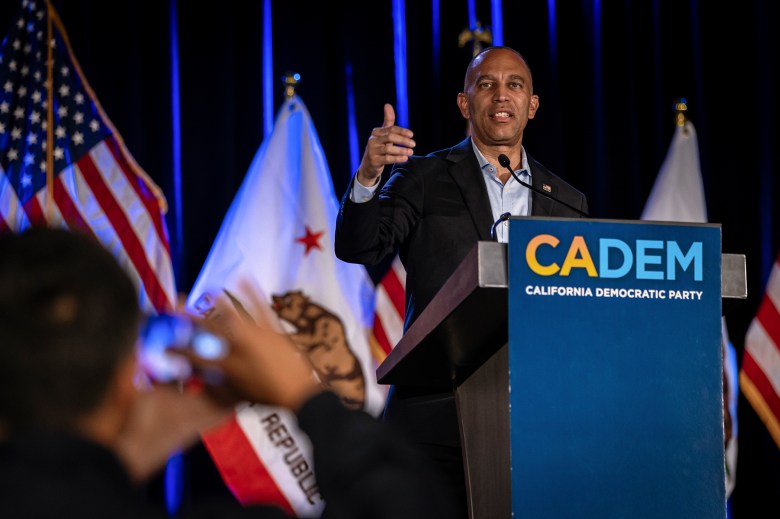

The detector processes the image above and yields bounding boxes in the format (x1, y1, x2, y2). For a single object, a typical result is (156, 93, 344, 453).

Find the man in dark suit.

(335, 46, 588, 516)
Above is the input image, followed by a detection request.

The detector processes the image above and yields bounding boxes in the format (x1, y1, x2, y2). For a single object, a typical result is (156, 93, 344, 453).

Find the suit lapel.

(528, 156, 558, 217)
(447, 138, 494, 241)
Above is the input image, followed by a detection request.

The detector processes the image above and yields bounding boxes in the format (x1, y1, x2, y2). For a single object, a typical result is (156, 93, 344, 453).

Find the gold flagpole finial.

(674, 97, 688, 128)
(458, 21, 493, 57)
(283, 71, 300, 100)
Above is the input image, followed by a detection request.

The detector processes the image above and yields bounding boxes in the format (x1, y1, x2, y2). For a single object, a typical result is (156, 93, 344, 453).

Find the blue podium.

(376, 218, 745, 519)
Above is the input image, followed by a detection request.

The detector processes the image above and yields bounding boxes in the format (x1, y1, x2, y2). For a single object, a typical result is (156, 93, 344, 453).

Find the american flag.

(369, 254, 405, 364)
(0, 0, 175, 313)
(740, 250, 780, 449)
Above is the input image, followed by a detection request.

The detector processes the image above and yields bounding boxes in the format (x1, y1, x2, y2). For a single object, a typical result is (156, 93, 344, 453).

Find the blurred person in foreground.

(0, 227, 454, 519)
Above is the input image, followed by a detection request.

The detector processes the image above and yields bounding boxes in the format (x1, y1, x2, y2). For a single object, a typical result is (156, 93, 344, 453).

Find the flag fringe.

(739, 371, 780, 450)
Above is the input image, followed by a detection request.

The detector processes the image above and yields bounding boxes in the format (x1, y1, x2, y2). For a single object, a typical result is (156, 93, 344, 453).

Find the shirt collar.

(471, 139, 532, 177)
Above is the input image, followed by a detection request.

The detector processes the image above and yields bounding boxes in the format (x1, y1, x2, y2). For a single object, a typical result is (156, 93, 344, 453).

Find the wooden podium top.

(376, 242, 508, 387)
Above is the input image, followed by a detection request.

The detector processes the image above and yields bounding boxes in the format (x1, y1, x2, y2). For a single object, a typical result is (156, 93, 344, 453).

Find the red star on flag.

(296, 226, 324, 255)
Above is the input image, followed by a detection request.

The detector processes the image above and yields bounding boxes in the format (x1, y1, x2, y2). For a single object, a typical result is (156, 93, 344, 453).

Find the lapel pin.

(542, 183, 552, 193)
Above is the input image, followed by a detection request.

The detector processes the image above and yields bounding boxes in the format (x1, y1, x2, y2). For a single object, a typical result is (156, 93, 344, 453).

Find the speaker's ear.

(458, 92, 472, 120)
(528, 95, 540, 119)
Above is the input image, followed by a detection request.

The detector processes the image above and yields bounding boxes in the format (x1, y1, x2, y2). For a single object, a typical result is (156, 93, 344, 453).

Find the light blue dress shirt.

(471, 141, 532, 243)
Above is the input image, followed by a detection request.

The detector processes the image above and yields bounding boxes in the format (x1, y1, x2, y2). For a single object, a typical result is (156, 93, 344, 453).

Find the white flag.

(641, 119, 738, 500)
(641, 120, 706, 222)
(186, 95, 379, 517)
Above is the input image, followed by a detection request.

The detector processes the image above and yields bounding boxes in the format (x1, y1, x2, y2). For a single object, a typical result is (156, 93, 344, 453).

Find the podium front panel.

(507, 218, 725, 518)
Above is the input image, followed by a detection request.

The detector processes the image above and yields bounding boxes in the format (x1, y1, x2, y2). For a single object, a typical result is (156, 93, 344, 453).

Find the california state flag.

(186, 95, 379, 517)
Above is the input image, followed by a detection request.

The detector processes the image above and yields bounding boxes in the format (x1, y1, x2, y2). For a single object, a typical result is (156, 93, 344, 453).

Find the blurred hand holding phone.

(138, 312, 229, 384)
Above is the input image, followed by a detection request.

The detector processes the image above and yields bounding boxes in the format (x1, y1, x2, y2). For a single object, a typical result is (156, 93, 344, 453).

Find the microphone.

(490, 211, 511, 241)
(497, 154, 589, 217)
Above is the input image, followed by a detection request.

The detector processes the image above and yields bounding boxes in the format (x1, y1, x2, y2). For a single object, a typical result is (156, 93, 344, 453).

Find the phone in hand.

(138, 312, 228, 383)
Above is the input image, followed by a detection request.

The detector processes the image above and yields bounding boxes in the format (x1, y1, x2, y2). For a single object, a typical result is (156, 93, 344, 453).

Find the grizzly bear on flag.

(272, 290, 365, 410)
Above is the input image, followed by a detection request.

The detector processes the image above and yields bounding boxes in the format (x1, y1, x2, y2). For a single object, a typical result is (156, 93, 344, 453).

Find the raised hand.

(356, 103, 416, 186)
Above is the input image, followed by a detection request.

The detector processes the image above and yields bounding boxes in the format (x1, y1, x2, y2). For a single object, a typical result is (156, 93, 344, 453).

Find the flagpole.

(44, 0, 55, 223)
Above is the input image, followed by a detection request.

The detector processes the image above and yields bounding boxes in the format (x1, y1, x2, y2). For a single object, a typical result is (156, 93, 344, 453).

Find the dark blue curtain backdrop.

(2, 1, 778, 516)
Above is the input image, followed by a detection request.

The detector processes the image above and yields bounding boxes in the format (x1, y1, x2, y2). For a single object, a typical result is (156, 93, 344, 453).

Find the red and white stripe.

(370, 255, 406, 363)
(202, 405, 323, 517)
(740, 251, 780, 448)
(0, 137, 175, 314)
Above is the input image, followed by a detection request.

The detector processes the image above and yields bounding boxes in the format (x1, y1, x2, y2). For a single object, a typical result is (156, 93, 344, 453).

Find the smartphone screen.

(138, 313, 227, 383)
